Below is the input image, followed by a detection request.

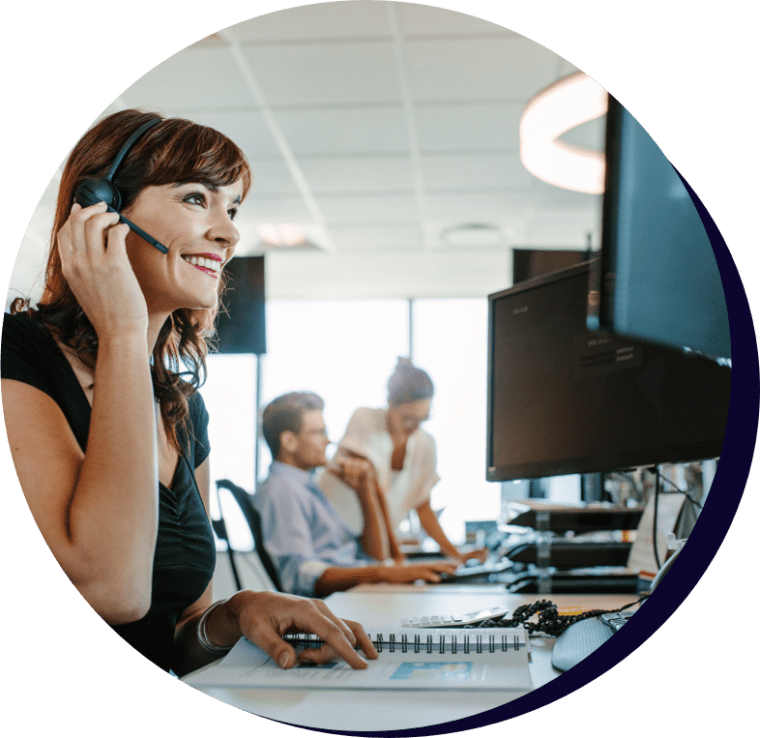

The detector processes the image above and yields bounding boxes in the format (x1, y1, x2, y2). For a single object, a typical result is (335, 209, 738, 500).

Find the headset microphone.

(74, 118, 169, 254)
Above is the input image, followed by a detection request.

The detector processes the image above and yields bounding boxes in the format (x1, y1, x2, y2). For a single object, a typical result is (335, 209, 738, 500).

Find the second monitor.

(486, 261, 731, 482)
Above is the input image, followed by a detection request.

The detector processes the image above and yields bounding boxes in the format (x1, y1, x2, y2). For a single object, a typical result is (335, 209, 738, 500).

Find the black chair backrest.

(215, 479, 284, 592)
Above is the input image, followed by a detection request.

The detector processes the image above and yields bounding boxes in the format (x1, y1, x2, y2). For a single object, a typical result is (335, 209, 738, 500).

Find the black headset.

(74, 118, 169, 254)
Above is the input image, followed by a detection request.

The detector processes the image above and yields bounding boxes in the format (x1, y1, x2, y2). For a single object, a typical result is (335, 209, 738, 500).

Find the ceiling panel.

(404, 36, 563, 103)
(533, 182, 603, 209)
(246, 158, 302, 196)
(556, 58, 583, 78)
(275, 106, 411, 155)
(523, 212, 601, 248)
(329, 224, 424, 253)
(413, 102, 523, 152)
(397, 2, 517, 36)
(230, 2, 393, 42)
(298, 155, 415, 194)
(241, 40, 403, 107)
(425, 191, 532, 224)
(244, 195, 315, 223)
(561, 116, 605, 149)
(168, 109, 283, 158)
(316, 193, 420, 224)
(123, 48, 249, 109)
(420, 152, 535, 190)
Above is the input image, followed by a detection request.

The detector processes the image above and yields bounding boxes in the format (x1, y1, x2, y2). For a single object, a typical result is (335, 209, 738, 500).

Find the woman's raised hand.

(57, 202, 149, 339)
(228, 591, 378, 669)
(327, 456, 377, 497)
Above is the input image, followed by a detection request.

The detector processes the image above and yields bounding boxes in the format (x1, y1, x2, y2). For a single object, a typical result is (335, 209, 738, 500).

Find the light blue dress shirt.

(253, 461, 372, 596)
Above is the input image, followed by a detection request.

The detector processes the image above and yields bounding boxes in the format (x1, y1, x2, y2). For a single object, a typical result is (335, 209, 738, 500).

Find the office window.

(411, 299, 501, 541)
(203, 298, 507, 548)
(204, 354, 258, 493)
(258, 300, 411, 473)
(202, 353, 258, 550)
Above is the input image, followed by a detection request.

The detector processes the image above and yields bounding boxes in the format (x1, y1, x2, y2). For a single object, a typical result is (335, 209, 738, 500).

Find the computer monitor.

(215, 255, 267, 355)
(486, 261, 731, 482)
(587, 95, 731, 360)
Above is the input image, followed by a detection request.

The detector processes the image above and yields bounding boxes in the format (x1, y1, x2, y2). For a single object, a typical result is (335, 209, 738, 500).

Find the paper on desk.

(184, 630, 533, 691)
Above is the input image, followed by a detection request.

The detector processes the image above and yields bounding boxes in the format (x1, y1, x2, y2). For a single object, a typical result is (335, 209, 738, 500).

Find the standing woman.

(1, 110, 376, 676)
(320, 358, 486, 564)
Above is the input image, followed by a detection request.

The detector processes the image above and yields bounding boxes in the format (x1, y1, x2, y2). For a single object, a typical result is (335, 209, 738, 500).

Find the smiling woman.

(121, 180, 242, 316)
(0, 109, 377, 677)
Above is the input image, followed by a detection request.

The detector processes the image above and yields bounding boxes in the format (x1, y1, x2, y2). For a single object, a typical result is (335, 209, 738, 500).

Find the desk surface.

(186, 587, 635, 732)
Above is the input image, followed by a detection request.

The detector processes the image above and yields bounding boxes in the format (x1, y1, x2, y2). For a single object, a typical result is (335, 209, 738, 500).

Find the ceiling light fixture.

(257, 224, 312, 249)
(520, 72, 608, 194)
(440, 223, 507, 248)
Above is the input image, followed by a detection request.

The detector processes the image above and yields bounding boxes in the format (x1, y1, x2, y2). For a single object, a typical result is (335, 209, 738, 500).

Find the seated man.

(254, 392, 457, 597)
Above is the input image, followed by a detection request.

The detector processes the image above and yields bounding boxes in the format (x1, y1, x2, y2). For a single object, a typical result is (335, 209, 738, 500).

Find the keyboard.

(438, 558, 513, 583)
(404, 550, 448, 560)
(400, 606, 510, 628)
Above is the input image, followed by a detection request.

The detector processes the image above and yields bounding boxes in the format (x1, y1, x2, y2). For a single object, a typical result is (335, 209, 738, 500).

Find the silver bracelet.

(197, 599, 232, 654)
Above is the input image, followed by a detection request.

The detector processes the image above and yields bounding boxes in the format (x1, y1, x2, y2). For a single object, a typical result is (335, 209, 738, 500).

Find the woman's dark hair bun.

(387, 357, 434, 405)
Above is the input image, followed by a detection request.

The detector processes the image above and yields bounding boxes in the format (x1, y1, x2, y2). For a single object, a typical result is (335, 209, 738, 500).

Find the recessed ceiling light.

(257, 224, 316, 249)
(440, 223, 506, 248)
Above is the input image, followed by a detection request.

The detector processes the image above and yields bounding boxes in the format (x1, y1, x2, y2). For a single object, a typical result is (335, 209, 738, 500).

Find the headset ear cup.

(74, 178, 122, 210)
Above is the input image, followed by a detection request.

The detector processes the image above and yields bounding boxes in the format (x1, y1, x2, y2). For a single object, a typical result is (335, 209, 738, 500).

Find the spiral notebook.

(184, 628, 533, 691)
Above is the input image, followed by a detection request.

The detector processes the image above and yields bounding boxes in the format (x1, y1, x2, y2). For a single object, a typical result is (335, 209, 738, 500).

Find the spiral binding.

(284, 628, 525, 653)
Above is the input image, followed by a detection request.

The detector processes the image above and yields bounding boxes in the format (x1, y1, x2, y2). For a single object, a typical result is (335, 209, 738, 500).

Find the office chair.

(208, 513, 245, 592)
(214, 479, 284, 592)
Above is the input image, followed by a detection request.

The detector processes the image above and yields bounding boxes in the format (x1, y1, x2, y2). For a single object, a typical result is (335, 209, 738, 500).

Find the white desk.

(186, 586, 635, 732)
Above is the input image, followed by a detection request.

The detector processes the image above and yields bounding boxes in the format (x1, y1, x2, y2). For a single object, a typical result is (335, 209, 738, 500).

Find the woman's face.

(387, 398, 431, 440)
(121, 179, 244, 314)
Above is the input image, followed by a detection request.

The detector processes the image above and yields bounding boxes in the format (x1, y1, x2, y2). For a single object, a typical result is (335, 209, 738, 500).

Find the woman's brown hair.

(387, 357, 434, 406)
(12, 108, 252, 451)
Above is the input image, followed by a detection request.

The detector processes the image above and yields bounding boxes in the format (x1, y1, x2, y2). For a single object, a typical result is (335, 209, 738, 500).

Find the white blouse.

(317, 407, 440, 535)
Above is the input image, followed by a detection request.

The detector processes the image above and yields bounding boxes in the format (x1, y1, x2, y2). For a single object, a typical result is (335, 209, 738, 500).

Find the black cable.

(463, 596, 647, 638)
(612, 467, 704, 511)
(652, 468, 704, 510)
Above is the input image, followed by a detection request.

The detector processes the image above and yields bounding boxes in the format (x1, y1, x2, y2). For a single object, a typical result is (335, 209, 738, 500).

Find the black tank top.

(1, 312, 216, 671)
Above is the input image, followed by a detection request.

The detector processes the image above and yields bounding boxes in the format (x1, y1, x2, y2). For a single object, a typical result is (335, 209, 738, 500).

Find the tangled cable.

(462, 597, 645, 637)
